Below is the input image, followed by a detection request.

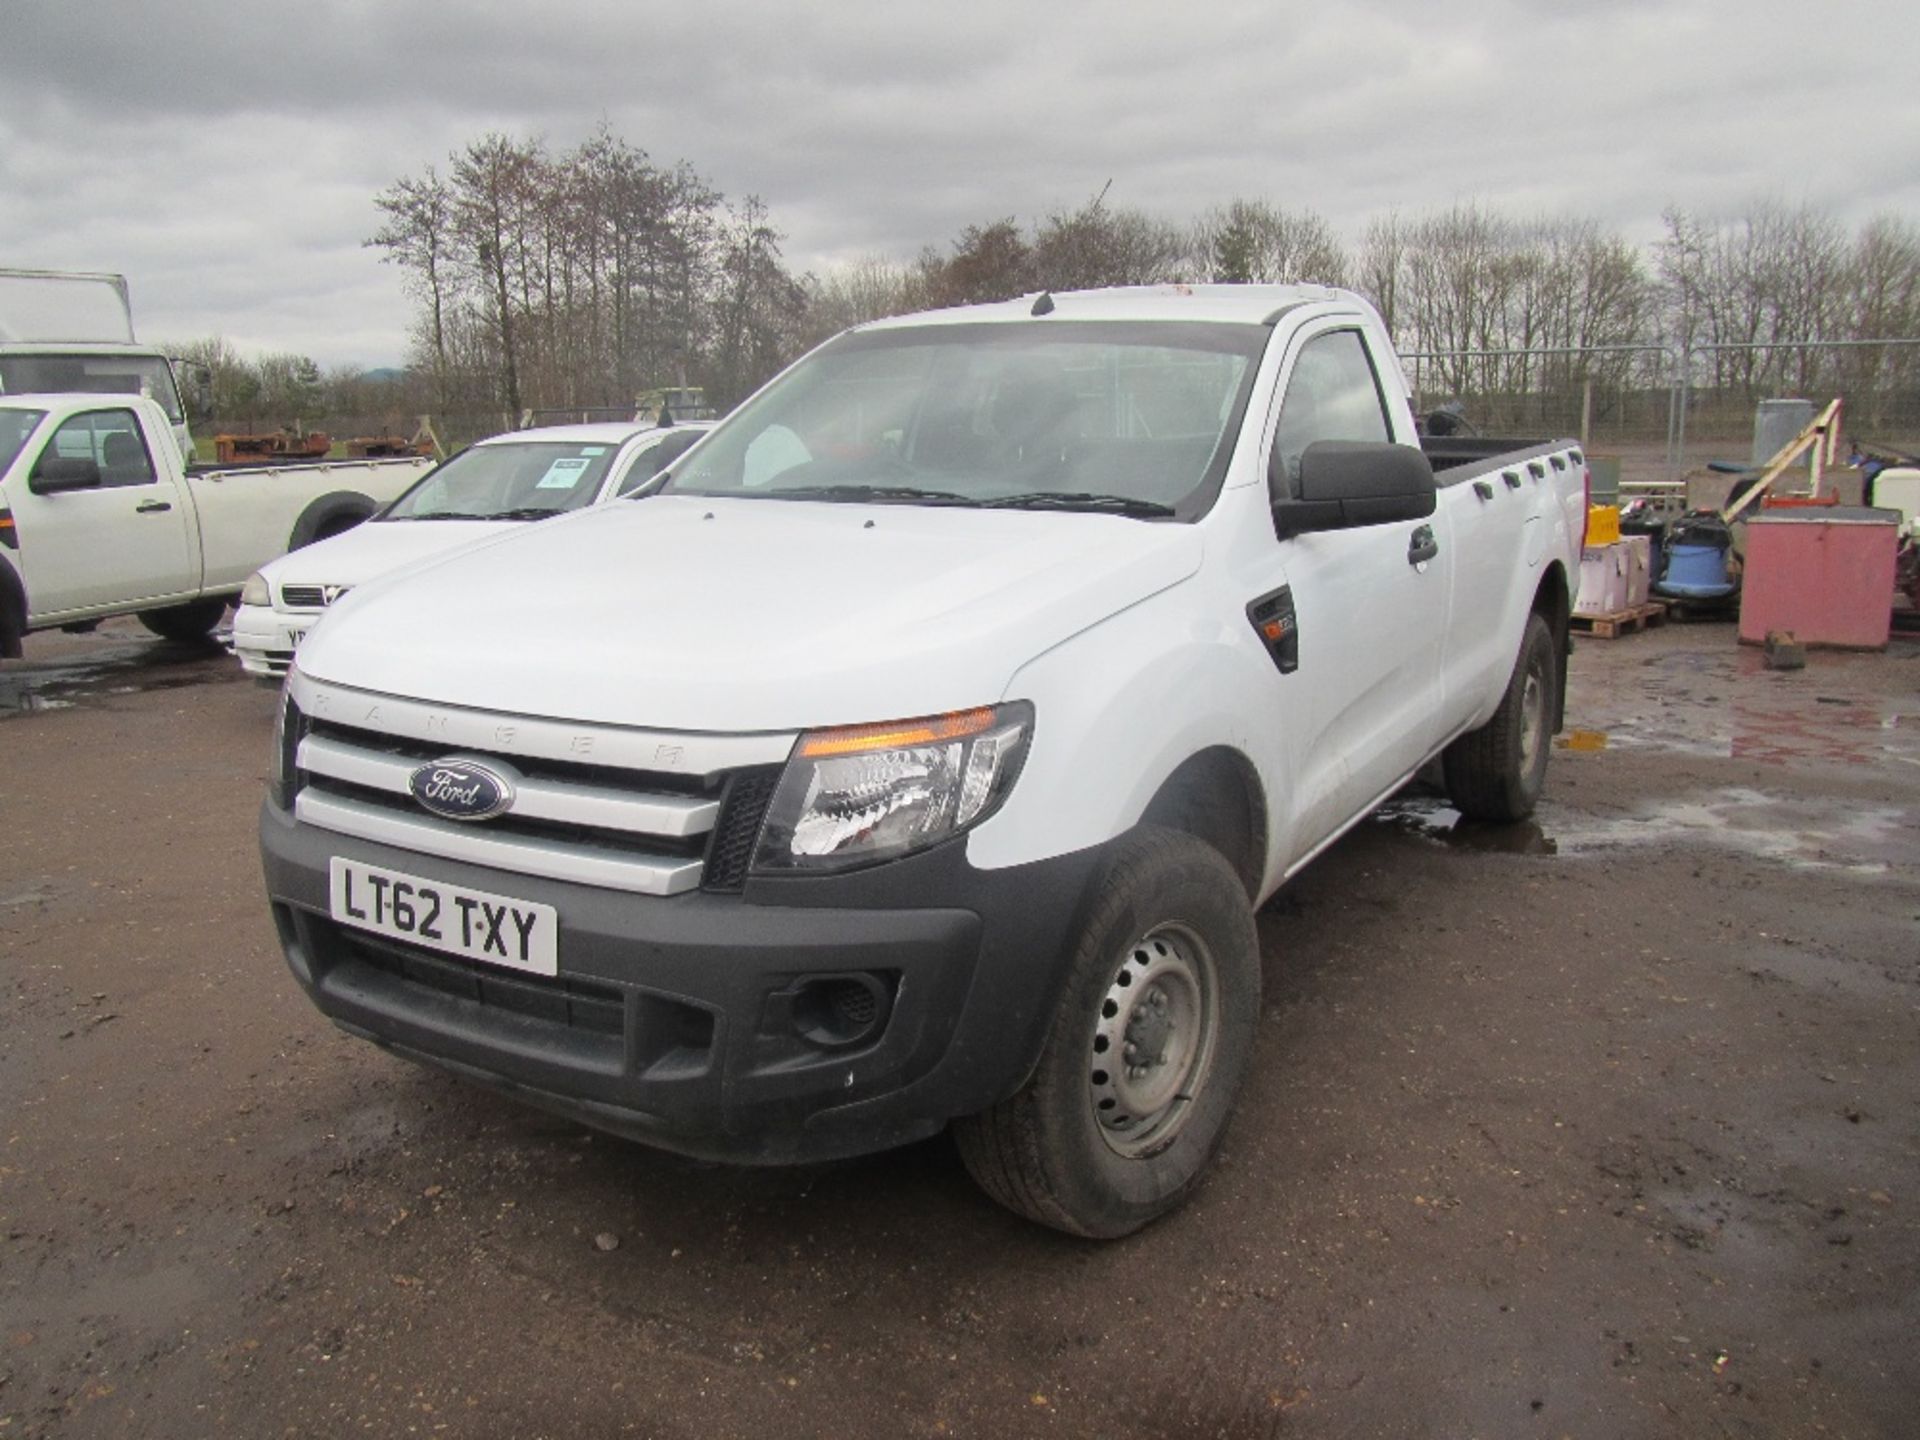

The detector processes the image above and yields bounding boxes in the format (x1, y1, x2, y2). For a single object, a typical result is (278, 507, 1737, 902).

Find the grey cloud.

(4, 0, 1916, 367)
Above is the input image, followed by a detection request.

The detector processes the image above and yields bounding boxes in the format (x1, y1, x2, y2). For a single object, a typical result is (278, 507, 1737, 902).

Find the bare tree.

(367, 167, 459, 407)
(1191, 200, 1348, 286)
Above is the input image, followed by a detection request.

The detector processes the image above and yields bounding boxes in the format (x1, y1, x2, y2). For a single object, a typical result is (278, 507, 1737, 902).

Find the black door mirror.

(1274, 441, 1436, 539)
(29, 456, 104, 495)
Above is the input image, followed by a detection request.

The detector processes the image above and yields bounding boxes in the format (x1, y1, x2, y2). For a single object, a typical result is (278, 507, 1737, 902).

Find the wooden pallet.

(1572, 601, 1667, 639)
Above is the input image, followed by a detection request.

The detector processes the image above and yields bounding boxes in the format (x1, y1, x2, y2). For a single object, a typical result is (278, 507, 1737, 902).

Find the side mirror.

(1274, 441, 1436, 539)
(29, 456, 104, 495)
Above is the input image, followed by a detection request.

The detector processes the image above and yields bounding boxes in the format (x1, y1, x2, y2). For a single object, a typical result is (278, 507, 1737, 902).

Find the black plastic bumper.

(259, 800, 1101, 1164)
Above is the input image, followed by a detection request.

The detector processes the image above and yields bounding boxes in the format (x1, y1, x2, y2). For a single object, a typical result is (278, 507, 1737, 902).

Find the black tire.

(953, 825, 1260, 1239)
(288, 492, 374, 550)
(137, 597, 230, 644)
(1442, 610, 1556, 823)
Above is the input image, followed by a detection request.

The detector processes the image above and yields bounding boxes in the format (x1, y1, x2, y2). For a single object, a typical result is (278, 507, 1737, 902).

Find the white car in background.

(231, 420, 712, 678)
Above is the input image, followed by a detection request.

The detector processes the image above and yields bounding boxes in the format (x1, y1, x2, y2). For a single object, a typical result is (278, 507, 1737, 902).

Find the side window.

(42, 410, 157, 488)
(617, 430, 703, 496)
(1268, 331, 1392, 499)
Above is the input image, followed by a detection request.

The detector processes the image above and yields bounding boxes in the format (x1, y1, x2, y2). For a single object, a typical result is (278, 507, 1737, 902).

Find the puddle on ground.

(1372, 789, 1914, 876)
(1562, 641, 1920, 768)
(0, 630, 245, 718)
(1371, 795, 1559, 855)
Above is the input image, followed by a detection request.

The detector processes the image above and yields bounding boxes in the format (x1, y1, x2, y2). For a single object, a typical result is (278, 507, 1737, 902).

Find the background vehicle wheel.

(953, 825, 1260, 1239)
(288, 492, 375, 550)
(1442, 610, 1557, 823)
(137, 597, 230, 644)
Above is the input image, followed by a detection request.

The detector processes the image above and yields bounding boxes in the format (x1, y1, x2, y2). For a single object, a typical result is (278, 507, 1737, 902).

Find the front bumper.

(260, 799, 1100, 1164)
(231, 603, 318, 679)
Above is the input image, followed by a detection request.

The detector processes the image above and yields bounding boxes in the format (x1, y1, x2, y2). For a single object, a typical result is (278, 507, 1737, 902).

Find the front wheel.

(1442, 610, 1557, 822)
(137, 597, 230, 644)
(953, 826, 1260, 1238)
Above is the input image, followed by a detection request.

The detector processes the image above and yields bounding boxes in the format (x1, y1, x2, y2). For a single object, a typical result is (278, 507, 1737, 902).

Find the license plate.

(329, 858, 557, 977)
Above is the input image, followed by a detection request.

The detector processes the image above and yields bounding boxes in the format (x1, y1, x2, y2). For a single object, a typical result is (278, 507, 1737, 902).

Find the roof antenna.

(1031, 291, 1055, 316)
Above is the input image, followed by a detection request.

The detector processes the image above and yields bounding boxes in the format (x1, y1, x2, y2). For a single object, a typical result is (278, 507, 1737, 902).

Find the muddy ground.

(1, 616, 1916, 1439)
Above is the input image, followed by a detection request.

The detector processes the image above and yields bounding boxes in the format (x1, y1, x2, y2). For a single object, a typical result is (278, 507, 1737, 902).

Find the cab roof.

(854, 283, 1363, 332)
(482, 419, 716, 447)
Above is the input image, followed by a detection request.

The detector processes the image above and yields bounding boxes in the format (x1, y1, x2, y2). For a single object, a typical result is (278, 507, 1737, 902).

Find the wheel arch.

(1138, 746, 1268, 901)
(288, 492, 377, 550)
(1532, 559, 1571, 731)
(0, 553, 25, 658)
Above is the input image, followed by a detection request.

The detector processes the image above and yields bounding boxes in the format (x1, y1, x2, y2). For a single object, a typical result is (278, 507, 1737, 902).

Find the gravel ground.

(1, 616, 1916, 1439)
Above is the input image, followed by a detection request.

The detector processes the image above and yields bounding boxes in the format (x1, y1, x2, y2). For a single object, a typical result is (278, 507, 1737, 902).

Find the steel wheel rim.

(1088, 922, 1220, 1158)
(1518, 664, 1546, 774)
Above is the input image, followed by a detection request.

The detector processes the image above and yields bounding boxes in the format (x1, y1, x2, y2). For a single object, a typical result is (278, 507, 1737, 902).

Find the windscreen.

(0, 354, 184, 424)
(383, 440, 621, 521)
(0, 407, 44, 476)
(663, 321, 1267, 519)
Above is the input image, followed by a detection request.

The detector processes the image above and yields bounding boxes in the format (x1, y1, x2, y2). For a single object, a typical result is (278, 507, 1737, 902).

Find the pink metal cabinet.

(1738, 508, 1899, 649)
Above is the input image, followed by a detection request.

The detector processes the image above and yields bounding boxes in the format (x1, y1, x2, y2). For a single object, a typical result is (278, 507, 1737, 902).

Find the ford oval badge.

(408, 758, 514, 822)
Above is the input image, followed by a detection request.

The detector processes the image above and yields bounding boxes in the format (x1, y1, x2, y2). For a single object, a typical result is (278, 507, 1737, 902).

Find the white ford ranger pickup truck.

(230, 420, 713, 679)
(260, 285, 1588, 1237)
(0, 395, 430, 655)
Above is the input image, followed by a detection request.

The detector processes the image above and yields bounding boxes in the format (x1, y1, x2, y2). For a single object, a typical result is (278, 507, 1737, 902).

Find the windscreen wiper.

(395, 508, 563, 522)
(985, 492, 1176, 518)
(763, 484, 979, 506)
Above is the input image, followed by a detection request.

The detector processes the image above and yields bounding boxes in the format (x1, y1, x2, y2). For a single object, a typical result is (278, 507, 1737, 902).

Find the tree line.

(178, 122, 1920, 436)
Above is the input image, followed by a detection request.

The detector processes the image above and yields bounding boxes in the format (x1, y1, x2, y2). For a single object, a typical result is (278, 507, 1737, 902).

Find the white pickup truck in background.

(0, 394, 430, 654)
(231, 419, 714, 678)
(261, 284, 1588, 1238)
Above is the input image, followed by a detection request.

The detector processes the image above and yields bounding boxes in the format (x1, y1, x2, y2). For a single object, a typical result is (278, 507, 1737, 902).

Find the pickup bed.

(260, 284, 1587, 1237)
(0, 394, 431, 653)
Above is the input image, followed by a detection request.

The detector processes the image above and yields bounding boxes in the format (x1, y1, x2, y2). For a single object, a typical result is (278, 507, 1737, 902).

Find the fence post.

(1580, 377, 1592, 450)
(1674, 344, 1691, 482)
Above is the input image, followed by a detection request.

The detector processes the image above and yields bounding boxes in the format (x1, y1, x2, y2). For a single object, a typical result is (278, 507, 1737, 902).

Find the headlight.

(241, 571, 270, 607)
(752, 702, 1033, 874)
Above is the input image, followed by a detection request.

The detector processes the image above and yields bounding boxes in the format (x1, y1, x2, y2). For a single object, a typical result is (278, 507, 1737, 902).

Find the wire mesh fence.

(218, 337, 1920, 479)
(1404, 339, 1920, 479)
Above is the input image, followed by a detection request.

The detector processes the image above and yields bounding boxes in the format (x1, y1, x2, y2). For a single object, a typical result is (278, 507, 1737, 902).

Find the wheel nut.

(1123, 1042, 1138, 1061)
(1132, 1005, 1147, 1022)
(1151, 990, 1168, 1011)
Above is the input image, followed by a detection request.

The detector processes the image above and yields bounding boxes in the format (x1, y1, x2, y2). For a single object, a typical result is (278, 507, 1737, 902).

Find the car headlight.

(241, 571, 270, 607)
(752, 702, 1033, 874)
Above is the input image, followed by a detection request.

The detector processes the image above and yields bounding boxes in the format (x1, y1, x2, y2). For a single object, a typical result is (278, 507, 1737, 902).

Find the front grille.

(334, 924, 624, 1037)
(702, 767, 781, 891)
(280, 584, 345, 610)
(306, 718, 713, 796)
(292, 714, 746, 897)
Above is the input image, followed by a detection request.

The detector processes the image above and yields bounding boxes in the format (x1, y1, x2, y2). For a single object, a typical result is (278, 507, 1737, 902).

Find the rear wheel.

(137, 597, 230, 644)
(954, 826, 1260, 1238)
(1442, 611, 1557, 822)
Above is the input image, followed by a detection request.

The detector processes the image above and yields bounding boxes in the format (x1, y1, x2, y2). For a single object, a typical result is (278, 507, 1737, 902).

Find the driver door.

(1257, 327, 1452, 860)
(15, 407, 195, 621)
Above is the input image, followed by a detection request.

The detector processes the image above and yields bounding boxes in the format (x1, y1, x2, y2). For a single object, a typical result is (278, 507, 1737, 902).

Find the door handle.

(135, 499, 173, 513)
(1408, 525, 1439, 566)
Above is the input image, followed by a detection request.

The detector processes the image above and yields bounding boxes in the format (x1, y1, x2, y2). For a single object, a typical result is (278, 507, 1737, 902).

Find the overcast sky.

(4, 0, 1915, 369)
